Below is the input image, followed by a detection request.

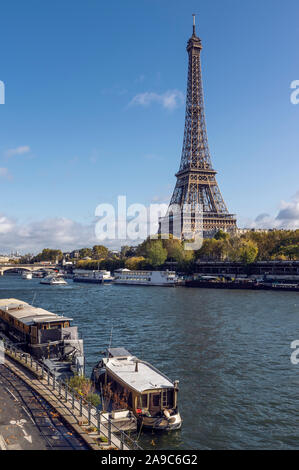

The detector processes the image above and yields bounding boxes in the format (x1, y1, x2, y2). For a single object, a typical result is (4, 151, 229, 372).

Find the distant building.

(237, 228, 276, 235)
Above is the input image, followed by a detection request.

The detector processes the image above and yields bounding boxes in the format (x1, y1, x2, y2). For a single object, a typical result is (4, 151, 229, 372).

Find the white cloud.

(129, 89, 184, 110)
(5, 146, 30, 158)
(0, 216, 98, 253)
(275, 191, 299, 229)
(0, 215, 15, 234)
(240, 192, 299, 230)
(0, 214, 146, 254)
(0, 168, 12, 180)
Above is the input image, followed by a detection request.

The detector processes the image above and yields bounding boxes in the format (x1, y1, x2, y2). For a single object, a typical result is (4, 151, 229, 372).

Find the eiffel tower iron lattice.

(160, 16, 237, 239)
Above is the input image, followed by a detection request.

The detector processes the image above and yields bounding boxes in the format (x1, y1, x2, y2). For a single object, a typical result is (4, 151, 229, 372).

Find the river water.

(1, 275, 299, 450)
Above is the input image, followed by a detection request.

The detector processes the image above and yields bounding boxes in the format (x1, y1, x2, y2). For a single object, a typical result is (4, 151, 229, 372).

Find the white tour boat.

(114, 269, 178, 286)
(40, 274, 67, 285)
(73, 270, 114, 284)
(22, 272, 33, 280)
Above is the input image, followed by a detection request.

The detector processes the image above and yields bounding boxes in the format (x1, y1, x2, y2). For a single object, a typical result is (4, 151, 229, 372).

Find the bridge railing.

(1, 340, 142, 451)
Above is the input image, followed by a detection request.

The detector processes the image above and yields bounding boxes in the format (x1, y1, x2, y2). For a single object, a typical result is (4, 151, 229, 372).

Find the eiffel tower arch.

(159, 16, 237, 240)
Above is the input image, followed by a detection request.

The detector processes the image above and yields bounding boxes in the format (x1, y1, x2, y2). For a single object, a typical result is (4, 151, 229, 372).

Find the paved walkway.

(2, 351, 134, 450)
(0, 363, 90, 450)
(0, 378, 47, 450)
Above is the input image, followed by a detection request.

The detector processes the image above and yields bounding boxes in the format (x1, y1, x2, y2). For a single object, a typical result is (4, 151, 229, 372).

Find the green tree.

(35, 249, 63, 262)
(78, 248, 93, 259)
(214, 230, 230, 241)
(121, 246, 136, 258)
(162, 238, 185, 262)
(238, 240, 258, 264)
(278, 244, 299, 260)
(67, 374, 101, 407)
(146, 240, 167, 268)
(92, 245, 109, 259)
(196, 239, 228, 261)
(125, 256, 145, 270)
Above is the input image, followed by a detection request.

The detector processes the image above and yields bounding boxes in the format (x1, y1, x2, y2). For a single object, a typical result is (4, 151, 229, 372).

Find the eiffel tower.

(160, 16, 237, 239)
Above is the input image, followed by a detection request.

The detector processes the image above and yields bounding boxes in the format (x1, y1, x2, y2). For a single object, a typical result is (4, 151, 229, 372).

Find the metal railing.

(1, 340, 142, 450)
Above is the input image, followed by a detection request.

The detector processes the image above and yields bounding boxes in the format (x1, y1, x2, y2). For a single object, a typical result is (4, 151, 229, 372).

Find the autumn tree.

(125, 256, 145, 270)
(92, 245, 108, 259)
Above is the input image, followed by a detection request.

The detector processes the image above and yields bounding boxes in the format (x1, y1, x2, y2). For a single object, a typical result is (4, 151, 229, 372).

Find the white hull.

(40, 276, 67, 285)
(22, 273, 33, 280)
(114, 270, 178, 287)
(114, 280, 176, 286)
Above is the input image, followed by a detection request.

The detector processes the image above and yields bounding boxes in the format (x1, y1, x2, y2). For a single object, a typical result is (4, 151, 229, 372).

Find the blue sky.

(0, 0, 298, 252)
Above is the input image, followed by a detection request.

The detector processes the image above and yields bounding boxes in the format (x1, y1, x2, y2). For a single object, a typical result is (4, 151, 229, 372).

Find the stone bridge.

(0, 264, 57, 275)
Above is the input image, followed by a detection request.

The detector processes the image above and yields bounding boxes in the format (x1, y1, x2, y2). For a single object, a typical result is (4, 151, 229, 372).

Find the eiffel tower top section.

(178, 14, 214, 176)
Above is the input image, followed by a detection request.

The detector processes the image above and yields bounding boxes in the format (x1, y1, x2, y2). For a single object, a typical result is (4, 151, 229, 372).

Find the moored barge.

(0, 298, 84, 379)
(185, 278, 299, 291)
(92, 347, 182, 431)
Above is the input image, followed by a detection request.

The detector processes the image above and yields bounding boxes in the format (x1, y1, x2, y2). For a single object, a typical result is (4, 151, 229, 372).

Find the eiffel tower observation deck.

(160, 16, 237, 240)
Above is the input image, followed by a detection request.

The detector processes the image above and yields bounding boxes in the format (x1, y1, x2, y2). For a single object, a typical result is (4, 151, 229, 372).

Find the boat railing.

(1, 340, 142, 451)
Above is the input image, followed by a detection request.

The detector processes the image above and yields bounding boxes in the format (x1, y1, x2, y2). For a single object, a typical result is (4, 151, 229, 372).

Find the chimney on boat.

(135, 360, 139, 372)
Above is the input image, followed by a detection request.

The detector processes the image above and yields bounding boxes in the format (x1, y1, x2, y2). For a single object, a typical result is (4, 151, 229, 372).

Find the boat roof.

(0, 298, 72, 326)
(104, 353, 174, 394)
(108, 347, 131, 358)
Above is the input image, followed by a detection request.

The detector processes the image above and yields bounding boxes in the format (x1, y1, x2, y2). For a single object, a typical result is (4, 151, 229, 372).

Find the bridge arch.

(0, 265, 56, 275)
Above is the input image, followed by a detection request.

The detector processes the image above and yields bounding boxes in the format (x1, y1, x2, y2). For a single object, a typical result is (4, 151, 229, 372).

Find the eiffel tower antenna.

(192, 13, 196, 35)
(159, 16, 237, 239)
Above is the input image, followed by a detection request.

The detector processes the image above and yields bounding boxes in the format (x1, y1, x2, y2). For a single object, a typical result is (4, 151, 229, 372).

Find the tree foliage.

(145, 240, 168, 268)
(34, 249, 63, 262)
(125, 256, 145, 270)
(67, 374, 101, 408)
(92, 245, 109, 260)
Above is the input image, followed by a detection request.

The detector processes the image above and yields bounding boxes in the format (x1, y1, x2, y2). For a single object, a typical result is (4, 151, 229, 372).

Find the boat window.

(141, 394, 148, 408)
(128, 392, 132, 408)
(162, 389, 174, 408)
(152, 394, 161, 407)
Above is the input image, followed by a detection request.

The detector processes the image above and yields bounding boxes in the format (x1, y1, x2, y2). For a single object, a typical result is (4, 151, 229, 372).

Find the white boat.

(73, 270, 114, 284)
(114, 269, 178, 286)
(40, 274, 67, 285)
(100, 270, 115, 283)
(22, 272, 33, 280)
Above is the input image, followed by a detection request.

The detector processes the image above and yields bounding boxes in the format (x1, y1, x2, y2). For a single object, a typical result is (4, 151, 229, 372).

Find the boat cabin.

(0, 298, 72, 346)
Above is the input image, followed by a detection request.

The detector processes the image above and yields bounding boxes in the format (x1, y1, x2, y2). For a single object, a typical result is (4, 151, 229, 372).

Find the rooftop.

(0, 298, 72, 325)
(104, 354, 174, 394)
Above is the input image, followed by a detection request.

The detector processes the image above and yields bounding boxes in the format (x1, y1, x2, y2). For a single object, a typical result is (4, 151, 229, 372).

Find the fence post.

(97, 411, 101, 434)
(80, 397, 83, 416)
(58, 380, 61, 396)
(72, 390, 75, 409)
(108, 419, 111, 445)
(47, 371, 50, 385)
(120, 431, 124, 450)
(88, 403, 91, 425)
(41, 365, 44, 379)
(30, 357, 33, 368)
(65, 383, 68, 402)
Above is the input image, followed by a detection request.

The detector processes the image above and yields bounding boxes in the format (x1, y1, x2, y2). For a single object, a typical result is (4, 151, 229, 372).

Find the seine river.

(1, 275, 299, 450)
